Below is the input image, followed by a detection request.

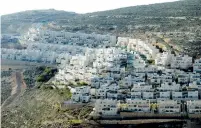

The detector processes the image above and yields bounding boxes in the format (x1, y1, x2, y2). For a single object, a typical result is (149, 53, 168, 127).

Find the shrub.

(78, 81, 88, 86)
(36, 75, 46, 82)
(37, 66, 46, 71)
(70, 119, 83, 124)
(58, 88, 72, 99)
(44, 67, 51, 74)
(36, 67, 58, 82)
(41, 85, 54, 90)
(147, 59, 155, 65)
(75, 78, 80, 82)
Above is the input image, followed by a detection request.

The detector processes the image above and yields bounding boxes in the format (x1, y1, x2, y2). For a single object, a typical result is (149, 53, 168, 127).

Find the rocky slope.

(1, 0, 201, 55)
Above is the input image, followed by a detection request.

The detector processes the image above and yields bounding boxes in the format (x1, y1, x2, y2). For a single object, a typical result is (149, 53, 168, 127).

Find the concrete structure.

(157, 100, 180, 114)
(122, 99, 150, 113)
(71, 86, 91, 102)
(155, 52, 173, 66)
(187, 100, 201, 114)
(94, 99, 118, 116)
(171, 55, 192, 69)
(193, 58, 201, 73)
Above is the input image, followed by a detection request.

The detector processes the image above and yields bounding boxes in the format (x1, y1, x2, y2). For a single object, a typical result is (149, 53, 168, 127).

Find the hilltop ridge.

(1, 0, 201, 56)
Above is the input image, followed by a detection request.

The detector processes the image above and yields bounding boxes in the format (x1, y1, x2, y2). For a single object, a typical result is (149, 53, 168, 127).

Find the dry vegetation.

(1, 70, 13, 104)
(1, 87, 95, 128)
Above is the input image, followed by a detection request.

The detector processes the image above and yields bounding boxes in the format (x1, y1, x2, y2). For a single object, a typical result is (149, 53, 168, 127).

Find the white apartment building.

(161, 73, 173, 83)
(118, 38, 159, 59)
(183, 91, 198, 100)
(133, 54, 146, 68)
(172, 91, 183, 100)
(142, 92, 154, 99)
(188, 82, 199, 90)
(100, 83, 119, 91)
(146, 66, 158, 73)
(106, 91, 118, 99)
(187, 100, 201, 114)
(121, 75, 133, 88)
(91, 77, 100, 88)
(147, 73, 161, 85)
(117, 37, 129, 47)
(157, 100, 180, 114)
(157, 91, 170, 100)
(131, 92, 142, 99)
(189, 81, 201, 90)
(133, 58, 146, 68)
(71, 86, 91, 102)
(158, 82, 180, 91)
(95, 89, 107, 98)
(189, 73, 201, 83)
(193, 58, 201, 73)
(94, 99, 118, 116)
(155, 52, 174, 66)
(26, 29, 117, 48)
(131, 83, 153, 92)
(177, 73, 189, 84)
(122, 99, 150, 112)
(135, 68, 146, 73)
(171, 55, 192, 69)
(70, 55, 90, 67)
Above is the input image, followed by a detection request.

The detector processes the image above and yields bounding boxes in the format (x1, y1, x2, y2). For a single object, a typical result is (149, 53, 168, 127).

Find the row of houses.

(24, 28, 117, 48)
(117, 38, 159, 60)
(92, 99, 201, 116)
(1, 48, 57, 63)
(1, 42, 88, 64)
(155, 52, 193, 69)
(116, 37, 201, 72)
(2, 35, 201, 74)
(71, 84, 200, 103)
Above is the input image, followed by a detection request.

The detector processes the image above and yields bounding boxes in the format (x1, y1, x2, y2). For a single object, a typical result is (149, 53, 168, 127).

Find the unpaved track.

(2, 71, 27, 108)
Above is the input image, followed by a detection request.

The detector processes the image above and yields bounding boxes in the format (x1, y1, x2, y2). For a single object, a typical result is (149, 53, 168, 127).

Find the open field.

(1, 59, 56, 70)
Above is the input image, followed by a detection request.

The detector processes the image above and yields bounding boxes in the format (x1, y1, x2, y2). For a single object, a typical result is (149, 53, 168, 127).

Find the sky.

(0, 0, 179, 15)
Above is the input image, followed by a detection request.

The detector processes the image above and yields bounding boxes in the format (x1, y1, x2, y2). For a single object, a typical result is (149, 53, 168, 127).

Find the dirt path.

(2, 71, 27, 108)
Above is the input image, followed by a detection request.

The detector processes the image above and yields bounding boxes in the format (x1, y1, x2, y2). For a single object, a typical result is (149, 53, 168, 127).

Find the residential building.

(122, 99, 150, 113)
(71, 86, 91, 102)
(171, 55, 192, 69)
(157, 100, 180, 114)
(193, 58, 201, 73)
(94, 99, 118, 116)
(155, 52, 173, 66)
(187, 100, 201, 114)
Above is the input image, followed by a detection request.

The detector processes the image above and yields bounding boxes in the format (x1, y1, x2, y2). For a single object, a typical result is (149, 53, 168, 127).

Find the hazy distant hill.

(1, 0, 201, 56)
(1, 9, 77, 34)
